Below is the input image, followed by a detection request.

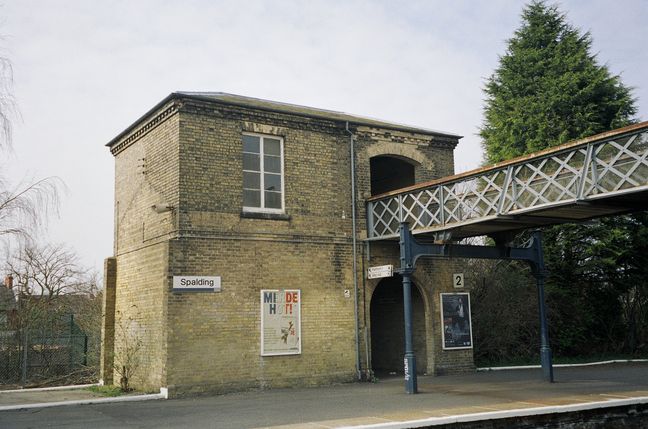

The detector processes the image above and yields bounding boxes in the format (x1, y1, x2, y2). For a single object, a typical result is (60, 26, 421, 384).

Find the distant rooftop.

(107, 92, 462, 147)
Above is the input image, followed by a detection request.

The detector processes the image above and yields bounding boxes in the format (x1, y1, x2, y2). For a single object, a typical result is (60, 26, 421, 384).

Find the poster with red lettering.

(260, 289, 301, 356)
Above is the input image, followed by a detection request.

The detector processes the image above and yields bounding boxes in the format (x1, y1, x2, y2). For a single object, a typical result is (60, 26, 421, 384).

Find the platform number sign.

(453, 273, 464, 289)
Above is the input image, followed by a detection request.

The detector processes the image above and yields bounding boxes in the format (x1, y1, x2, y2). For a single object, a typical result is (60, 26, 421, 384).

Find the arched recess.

(369, 274, 427, 375)
(370, 156, 417, 196)
(366, 142, 431, 170)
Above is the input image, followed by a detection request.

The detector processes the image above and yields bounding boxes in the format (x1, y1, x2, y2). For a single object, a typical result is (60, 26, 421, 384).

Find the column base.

(540, 347, 554, 382)
(404, 354, 418, 394)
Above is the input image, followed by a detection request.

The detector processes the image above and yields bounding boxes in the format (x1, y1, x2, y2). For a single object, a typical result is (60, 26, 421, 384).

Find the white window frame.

(242, 132, 285, 214)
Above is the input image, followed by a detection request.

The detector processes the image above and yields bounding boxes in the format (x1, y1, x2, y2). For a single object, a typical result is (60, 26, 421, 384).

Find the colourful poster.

(260, 289, 301, 356)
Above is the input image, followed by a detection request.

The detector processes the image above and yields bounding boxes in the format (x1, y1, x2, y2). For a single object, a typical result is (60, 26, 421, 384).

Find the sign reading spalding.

(173, 276, 221, 292)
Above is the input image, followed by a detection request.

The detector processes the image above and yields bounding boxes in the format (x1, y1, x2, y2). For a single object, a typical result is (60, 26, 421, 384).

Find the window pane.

(264, 173, 281, 191)
(243, 172, 260, 189)
(243, 135, 260, 153)
(243, 153, 260, 171)
(265, 191, 282, 209)
(264, 138, 281, 156)
(264, 155, 281, 173)
(243, 189, 261, 207)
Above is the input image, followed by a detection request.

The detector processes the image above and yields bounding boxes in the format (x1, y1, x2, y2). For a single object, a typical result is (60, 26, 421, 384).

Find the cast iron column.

(399, 222, 418, 393)
(402, 269, 418, 393)
(531, 230, 554, 382)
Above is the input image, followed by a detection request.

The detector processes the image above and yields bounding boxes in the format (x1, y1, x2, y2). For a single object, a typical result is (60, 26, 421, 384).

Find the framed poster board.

(260, 289, 301, 356)
(440, 293, 473, 350)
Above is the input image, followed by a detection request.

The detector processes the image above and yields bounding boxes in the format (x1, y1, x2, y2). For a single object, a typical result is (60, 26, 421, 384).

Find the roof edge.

(106, 92, 463, 149)
(175, 92, 463, 139)
(106, 93, 177, 148)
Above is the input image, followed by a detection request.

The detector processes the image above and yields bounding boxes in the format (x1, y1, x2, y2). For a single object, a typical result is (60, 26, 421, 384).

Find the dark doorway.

(370, 275, 427, 376)
(370, 156, 416, 196)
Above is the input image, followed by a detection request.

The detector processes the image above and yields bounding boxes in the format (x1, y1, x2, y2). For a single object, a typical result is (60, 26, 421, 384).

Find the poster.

(260, 289, 301, 356)
(440, 293, 473, 350)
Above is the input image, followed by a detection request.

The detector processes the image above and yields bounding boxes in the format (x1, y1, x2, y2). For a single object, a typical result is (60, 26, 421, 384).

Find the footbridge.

(366, 121, 648, 394)
(368, 121, 648, 241)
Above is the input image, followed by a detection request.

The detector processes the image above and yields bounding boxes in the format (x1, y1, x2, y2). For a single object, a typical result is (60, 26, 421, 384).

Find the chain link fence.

(0, 314, 90, 387)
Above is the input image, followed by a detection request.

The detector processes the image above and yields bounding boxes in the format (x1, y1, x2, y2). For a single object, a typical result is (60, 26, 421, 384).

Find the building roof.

(107, 92, 462, 147)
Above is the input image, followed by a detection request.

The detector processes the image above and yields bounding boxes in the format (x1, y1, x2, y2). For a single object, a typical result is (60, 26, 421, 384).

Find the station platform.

(1, 362, 647, 428)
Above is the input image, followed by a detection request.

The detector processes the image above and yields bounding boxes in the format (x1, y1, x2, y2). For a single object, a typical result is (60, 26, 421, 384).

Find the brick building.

(102, 92, 473, 397)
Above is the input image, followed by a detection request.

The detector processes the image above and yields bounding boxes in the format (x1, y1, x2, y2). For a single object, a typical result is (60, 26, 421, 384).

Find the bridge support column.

(396, 223, 555, 393)
(399, 222, 418, 393)
(402, 270, 418, 394)
(531, 231, 554, 382)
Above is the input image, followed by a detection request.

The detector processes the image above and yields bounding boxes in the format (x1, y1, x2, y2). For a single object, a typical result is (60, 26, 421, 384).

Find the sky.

(2, 0, 647, 274)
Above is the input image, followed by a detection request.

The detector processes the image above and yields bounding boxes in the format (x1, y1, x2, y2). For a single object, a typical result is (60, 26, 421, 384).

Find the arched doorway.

(370, 274, 427, 376)
(370, 156, 416, 196)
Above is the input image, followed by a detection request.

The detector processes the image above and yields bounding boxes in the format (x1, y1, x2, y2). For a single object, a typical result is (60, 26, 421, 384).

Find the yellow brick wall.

(108, 95, 468, 396)
(113, 243, 169, 391)
(166, 238, 356, 396)
(110, 102, 179, 391)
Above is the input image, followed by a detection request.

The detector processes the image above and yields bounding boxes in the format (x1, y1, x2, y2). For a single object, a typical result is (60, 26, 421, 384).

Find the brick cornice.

(109, 103, 180, 156)
(429, 135, 460, 149)
(180, 98, 343, 135)
(357, 127, 459, 149)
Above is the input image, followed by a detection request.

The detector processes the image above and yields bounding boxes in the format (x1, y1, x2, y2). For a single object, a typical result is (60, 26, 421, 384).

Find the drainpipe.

(346, 121, 362, 381)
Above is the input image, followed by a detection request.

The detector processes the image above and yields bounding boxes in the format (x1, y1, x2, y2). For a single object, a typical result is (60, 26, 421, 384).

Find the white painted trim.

(0, 392, 165, 412)
(241, 206, 285, 215)
(477, 359, 648, 372)
(242, 132, 285, 213)
(0, 383, 99, 394)
(338, 396, 648, 428)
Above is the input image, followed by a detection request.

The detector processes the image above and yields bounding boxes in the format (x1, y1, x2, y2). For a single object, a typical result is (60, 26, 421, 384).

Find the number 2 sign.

(453, 273, 464, 288)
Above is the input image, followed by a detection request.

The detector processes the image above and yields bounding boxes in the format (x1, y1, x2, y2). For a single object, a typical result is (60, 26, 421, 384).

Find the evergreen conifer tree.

(477, 1, 647, 359)
(480, 1, 635, 163)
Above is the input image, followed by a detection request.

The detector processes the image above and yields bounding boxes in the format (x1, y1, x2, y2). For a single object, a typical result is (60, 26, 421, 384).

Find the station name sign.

(367, 264, 393, 279)
(173, 276, 221, 292)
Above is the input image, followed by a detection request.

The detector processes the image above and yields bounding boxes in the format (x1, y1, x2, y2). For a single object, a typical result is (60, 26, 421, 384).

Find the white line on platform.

(476, 359, 648, 372)
(0, 383, 99, 394)
(0, 392, 166, 412)
(339, 396, 648, 429)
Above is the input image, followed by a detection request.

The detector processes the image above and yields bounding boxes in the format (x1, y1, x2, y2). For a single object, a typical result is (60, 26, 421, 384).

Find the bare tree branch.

(5, 243, 96, 299)
(0, 48, 62, 240)
(0, 176, 62, 239)
(0, 52, 16, 149)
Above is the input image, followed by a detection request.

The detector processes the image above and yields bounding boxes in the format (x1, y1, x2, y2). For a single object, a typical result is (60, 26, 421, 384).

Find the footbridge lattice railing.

(367, 122, 648, 240)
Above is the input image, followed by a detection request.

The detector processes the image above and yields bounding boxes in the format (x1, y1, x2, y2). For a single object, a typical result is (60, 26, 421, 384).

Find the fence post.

(84, 335, 88, 366)
(21, 329, 28, 387)
(68, 314, 74, 370)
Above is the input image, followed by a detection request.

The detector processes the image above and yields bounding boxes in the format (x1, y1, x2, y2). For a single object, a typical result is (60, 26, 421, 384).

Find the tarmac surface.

(1, 362, 648, 428)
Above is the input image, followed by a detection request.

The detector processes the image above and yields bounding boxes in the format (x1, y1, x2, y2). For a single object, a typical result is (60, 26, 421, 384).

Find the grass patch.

(87, 385, 125, 397)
